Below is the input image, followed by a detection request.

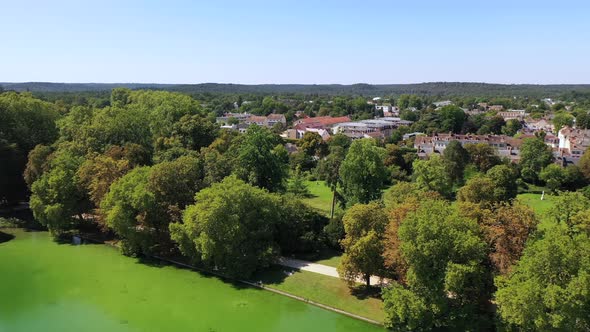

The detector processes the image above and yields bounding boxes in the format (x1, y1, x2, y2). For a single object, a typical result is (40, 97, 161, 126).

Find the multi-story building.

(557, 126, 590, 164)
(332, 117, 413, 139)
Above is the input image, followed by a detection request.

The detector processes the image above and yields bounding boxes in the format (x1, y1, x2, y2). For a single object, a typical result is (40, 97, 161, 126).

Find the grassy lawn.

(301, 180, 393, 217)
(301, 180, 337, 216)
(516, 192, 556, 230)
(253, 266, 385, 323)
(293, 247, 343, 268)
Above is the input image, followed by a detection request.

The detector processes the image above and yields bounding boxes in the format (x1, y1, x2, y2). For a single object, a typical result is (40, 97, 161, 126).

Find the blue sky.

(2, 0, 589, 84)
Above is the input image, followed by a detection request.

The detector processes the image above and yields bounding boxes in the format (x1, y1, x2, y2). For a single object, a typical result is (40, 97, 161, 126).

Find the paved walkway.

(277, 257, 384, 285)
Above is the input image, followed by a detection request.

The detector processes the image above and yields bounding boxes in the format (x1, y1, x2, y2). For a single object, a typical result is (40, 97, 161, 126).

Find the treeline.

(4, 81, 590, 98)
(2, 89, 334, 280)
(2, 88, 590, 330)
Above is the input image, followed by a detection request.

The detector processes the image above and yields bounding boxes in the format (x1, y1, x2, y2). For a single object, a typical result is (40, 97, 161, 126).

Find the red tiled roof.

(267, 114, 286, 120)
(297, 116, 351, 127)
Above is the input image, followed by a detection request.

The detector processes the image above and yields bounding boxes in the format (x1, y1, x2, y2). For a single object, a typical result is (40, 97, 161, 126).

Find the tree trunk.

(330, 190, 336, 219)
(365, 274, 370, 287)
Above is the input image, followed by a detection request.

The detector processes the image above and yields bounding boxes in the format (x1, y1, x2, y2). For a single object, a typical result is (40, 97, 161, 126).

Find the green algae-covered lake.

(0, 229, 382, 332)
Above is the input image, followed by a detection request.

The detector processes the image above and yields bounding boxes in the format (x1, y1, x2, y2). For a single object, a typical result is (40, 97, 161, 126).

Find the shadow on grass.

(350, 285, 382, 300)
(251, 265, 295, 286)
(0, 231, 15, 244)
(292, 247, 342, 264)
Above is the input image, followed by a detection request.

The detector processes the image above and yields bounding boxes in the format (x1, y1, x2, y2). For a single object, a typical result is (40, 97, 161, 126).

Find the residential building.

(434, 100, 452, 108)
(557, 126, 590, 164)
(414, 133, 524, 162)
(332, 117, 412, 140)
(294, 116, 351, 131)
(524, 118, 555, 133)
(498, 110, 527, 121)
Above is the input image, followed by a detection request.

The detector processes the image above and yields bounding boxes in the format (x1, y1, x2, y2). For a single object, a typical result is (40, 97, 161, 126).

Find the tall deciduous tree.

(459, 202, 538, 274)
(339, 139, 387, 205)
(464, 143, 501, 172)
(230, 125, 288, 193)
(443, 140, 469, 186)
(412, 155, 453, 198)
(100, 167, 162, 255)
(338, 202, 388, 286)
(382, 199, 490, 331)
(438, 105, 467, 133)
(297, 131, 326, 158)
(169, 176, 280, 278)
(24, 144, 53, 188)
(519, 137, 553, 183)
(30, 150, 88, 235)
(495, 228, 590, 331)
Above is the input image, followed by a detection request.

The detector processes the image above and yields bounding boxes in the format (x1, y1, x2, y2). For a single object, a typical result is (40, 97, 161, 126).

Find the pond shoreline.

(76, 233, 383, 327)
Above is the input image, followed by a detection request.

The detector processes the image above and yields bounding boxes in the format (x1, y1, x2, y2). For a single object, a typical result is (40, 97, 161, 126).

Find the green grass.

(517, 193, 555, 219)
(301, 180, 337, 216)
(517, 192, 557, 230)
(253, 266, 385, 323)
(293, 248, 343, 268)
(301, 180, 393, 217)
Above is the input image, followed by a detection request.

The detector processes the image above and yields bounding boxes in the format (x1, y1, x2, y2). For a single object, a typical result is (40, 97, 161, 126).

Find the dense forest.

(1, 87, 590, 331)
(3, 81, 590, 98)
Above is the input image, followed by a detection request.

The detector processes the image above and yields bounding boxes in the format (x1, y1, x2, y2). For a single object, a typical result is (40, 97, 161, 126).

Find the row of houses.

(414, 126, 590, 165)
(414, 133, 527, 163)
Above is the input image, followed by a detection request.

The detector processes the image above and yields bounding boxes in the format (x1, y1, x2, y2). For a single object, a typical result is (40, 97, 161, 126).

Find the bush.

(0, 217, 23, 228)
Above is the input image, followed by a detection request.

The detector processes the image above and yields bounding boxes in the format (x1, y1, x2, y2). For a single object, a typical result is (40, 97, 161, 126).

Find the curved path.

(277, 257, 385, 285)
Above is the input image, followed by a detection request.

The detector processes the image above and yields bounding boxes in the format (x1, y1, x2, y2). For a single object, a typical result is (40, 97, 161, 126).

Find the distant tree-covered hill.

(2, 82, 590, 98)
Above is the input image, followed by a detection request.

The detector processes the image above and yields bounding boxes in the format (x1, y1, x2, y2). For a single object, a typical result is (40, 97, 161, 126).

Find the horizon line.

(3, 81, 590, 86)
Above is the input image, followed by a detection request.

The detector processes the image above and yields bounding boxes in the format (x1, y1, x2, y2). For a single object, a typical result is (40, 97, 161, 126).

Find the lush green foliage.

(339, 139, 387, 205)
(382, 200, 490, 331)
(338, 202, 388, 286)
(169, 176, 280, 277)
(495, 227, 590, 331)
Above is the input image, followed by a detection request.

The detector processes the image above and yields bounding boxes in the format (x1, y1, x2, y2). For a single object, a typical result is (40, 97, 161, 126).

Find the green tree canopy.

(412, 155, 453, 198)
(519, 137, 553, 183)
(464, 143, 501, 172)
(495, 227, 590, 331)
(382, 199, 489, 331)
(443, 141, 469, 186)
(438, 105, 467, 133)
(338, 202, 388, 286)
(230, 125, 288, 192)
(30, 149, 88, 235)
(169, 176, 280, 278)
(339, 139, 387, 205)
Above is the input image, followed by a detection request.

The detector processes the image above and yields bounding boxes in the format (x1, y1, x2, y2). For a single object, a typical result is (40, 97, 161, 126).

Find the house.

(216, 112, 251, 124)
(282, 127, 331, 141)
(266, 114, 287, 127)
(489, 105, 505, 112)
(524, 118, 555, 133)
(376, 104, 399, 117)
(498, 110, 527, 121)
(244, 115, 267, 126)
(403, 132, 426, 140)
(294, 116, 351, 131)
(414, 133, 524, 162)
(557, 127, 590, 164)
(434, 100, 452, 108)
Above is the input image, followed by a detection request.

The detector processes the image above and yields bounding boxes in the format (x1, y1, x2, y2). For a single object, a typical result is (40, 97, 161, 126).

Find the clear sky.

(2, 0, 589, 84)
